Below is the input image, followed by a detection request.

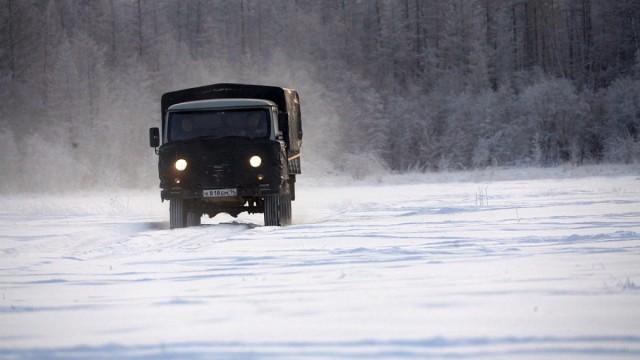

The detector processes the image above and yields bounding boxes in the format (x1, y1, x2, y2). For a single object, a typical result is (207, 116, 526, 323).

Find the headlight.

(175, 159, 188, 171)
(249, 155, 262, 168)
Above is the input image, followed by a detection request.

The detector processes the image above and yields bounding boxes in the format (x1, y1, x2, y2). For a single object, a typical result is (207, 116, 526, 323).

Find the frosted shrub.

(604, 136, 640, 164)
(603, 77, 640, 163)
(472, 138, 492, 168)
(515, 78, 589, 165)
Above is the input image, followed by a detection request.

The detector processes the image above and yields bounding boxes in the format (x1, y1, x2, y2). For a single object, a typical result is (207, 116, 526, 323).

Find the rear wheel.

(186, 210, 201, 227)
(280, 192, 292, 225)
(288, 176, 296, 201)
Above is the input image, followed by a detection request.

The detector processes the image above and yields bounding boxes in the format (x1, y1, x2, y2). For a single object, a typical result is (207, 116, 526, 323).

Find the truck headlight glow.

(175, 159, 188, 171)
(249, 155, 262, 168)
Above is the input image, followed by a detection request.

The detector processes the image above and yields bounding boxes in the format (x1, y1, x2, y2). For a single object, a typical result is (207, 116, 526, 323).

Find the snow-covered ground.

(1, 167, 640, 359)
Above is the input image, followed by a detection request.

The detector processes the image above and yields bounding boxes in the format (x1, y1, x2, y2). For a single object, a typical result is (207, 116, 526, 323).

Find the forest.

(0, 0, 639, 191)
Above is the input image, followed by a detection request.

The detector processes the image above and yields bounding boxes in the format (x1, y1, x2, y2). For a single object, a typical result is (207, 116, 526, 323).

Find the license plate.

(203, 188, 237, 198)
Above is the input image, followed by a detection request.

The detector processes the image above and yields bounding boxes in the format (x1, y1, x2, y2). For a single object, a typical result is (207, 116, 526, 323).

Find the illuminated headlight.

(249, 155, 262, 168)
(175, 159, 188, 171)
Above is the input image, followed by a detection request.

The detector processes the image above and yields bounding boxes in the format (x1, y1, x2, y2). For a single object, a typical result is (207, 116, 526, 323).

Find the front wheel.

(170, 199, 201, 229)
(264, 192, 292, 226)
(263, 194, 280, 226)
(170, 199, 186, 229)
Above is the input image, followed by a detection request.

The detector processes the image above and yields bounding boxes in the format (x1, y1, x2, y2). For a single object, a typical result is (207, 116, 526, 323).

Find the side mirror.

(149, 127, 160, 148)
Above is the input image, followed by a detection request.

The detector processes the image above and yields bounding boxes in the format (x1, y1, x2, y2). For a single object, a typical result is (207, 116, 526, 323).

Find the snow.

(1, 168, 640, 358)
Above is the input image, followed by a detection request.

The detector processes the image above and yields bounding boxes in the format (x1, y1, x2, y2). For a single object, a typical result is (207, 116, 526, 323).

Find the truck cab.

(149, 84, 302, 228)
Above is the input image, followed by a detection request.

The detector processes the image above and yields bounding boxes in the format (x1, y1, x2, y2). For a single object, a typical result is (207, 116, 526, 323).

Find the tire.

(186, 210, 201, 227)
(280, 192, 292, 225)
(170, 199, 186, 229)
(264, 162, 293, 227)
(263, 194, 280, 226)
(288, 177, 296, 201)
(263, 192, 292, 226)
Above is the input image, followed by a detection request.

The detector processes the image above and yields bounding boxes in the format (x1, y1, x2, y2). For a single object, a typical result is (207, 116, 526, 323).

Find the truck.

(148, 83, 302, 228)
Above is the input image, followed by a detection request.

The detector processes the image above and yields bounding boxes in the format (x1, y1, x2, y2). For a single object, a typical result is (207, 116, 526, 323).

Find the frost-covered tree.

(516, 78, 589, 165)
(602, 77, 640, 163)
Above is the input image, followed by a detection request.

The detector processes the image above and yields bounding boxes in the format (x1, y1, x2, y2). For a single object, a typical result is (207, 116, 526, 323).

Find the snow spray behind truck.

(149, 83, 303, 228)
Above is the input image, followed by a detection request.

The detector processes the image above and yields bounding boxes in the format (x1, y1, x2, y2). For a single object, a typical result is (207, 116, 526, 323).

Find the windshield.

(167, 109, 270, 142)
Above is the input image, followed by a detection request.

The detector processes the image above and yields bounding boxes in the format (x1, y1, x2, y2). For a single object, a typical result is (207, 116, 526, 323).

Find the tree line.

(0, 0, 638, 191)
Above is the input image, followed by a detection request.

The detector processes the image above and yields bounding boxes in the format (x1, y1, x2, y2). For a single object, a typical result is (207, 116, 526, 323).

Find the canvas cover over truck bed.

(161, 83, 303, 156)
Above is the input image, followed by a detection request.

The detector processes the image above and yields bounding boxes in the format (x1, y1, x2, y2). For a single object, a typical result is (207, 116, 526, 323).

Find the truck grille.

(202, 151, 234, 187)
(205, 163, 231, 186)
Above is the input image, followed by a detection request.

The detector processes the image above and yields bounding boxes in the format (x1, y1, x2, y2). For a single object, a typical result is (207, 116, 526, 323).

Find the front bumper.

(161, 183, 275, 201)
